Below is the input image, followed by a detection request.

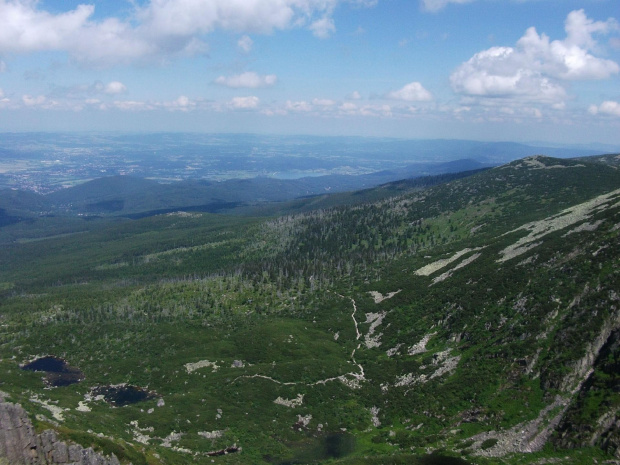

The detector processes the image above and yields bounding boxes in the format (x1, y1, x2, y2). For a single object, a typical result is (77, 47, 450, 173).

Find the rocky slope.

(0, 392, 122, 465)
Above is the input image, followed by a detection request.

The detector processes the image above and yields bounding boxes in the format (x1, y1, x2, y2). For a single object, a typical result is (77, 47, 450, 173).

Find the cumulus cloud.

(450, 10, 619, 103)
(163, 95, 196, 111)
(309, 16, 336, 39)
(589, 101, 620, 117)
(238, 35, 253, 53)
(0, 0, 375, 65)
(22, 94, 56, 108)
(104, 81, 127, 94)
(386, 82, 433, 101)
(230, 96, 259, 109)
(214, 72, 277, 88)
(0, 1, 155, 65)
(286, 100, 312, 112)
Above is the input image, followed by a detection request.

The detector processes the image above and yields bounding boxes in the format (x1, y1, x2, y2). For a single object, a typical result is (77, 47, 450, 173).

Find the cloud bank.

(589, 101, 620, 117)
(0, 0, 373, 65)
(214, 72, 277, 88)
(450, 10, 619, 105)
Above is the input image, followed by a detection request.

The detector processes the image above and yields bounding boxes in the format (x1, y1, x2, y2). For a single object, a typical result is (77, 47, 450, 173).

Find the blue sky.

(0, 0, 619, 145)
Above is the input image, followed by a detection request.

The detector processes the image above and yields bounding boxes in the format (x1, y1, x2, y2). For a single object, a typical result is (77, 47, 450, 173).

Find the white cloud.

(286, 100, 312, 112)
(0, 0, 376, 65)
(589, 101, 620, 117)
(105, 81, 127, 94)
(0, 1, 154, 65)
(238, 35, 253, 53)
(0, 2, 94, 53)
(450, 47, 568, 101)
(135, 0, 368, 50)
(348, 91, 362, 100)
(312, 98, 336, 106)
(230, 96, 259, 109)
(335, 101, 394, 117)
(386, 82, 433, 102)
(563, 9, 617, 50)
(22, 94, 60, 109)
(164, 95, 196, 111)
(113, 100, 153, 111)
(339, 102, 358, 114)
(421, 0, 474, 13)
(450, 10, 619, 104)
(309, 16, 336, 39)
(516, 11, 619, 80)
(22, 95, 47, 106)
(0, 60, 5, 72)
(214, 72, 277, 88)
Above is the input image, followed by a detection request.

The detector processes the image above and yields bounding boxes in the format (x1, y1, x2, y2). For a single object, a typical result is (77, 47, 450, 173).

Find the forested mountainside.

(0, 161, 487, 222)
(1, 154, 619, 465)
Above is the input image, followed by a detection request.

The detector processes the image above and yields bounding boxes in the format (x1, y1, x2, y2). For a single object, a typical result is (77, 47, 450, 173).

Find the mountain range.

(0, 152, 619, 465)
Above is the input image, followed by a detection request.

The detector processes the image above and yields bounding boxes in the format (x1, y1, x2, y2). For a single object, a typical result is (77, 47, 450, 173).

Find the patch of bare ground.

(364, 312, 386, 349)
(370, 406, 381, 427)
(563, 219, 604, 236)
(498, 188, 620, 262)
(368, 290, 401, 303)
(414, 248, 478, 276)
(408, 332, 437, 356)
(394, 349, 461, 390)
(184, 360, 220, 373)
(519, 156, 586, 170)
(274, 394, 304, 408)
(431, 252, 482, 285)
(468, 393, 578, 457)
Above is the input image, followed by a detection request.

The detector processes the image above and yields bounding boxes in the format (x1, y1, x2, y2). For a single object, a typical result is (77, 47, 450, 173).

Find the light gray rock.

(0, 399, 128, 465)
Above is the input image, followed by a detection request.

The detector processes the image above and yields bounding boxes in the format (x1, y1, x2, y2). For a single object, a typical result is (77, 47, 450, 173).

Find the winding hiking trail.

(233, 292, 366, 388)
(335, 292, 366, 386)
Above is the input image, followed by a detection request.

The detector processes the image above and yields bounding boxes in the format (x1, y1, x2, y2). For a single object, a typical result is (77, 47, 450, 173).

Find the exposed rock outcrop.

(552, 329, 620, 457)
(0, 393, 122, 465)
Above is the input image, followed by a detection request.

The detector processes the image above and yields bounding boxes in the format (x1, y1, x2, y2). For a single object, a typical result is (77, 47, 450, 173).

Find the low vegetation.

(1, 154, 619, 464)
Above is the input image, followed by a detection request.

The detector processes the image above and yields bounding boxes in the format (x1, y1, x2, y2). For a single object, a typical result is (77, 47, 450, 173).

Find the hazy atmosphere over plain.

(0, 0, 619, 144)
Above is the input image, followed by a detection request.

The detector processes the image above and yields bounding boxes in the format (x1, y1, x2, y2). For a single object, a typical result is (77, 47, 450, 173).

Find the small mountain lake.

(21, 356, 84, 387)
(91, 385, 156, 406)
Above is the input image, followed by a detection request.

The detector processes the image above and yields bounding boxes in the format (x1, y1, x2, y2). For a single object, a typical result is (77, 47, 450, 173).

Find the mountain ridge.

(0, 153, 619, 464)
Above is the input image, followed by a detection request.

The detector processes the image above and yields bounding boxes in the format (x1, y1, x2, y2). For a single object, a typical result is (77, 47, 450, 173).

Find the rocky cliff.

(0, 393, 123, 465)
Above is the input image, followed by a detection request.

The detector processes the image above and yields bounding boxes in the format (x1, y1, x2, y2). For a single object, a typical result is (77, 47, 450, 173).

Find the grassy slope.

(0, 155, 619, 465)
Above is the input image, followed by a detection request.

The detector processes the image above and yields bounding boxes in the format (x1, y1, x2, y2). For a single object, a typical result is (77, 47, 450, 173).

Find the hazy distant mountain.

(1, 159, 491, 219)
